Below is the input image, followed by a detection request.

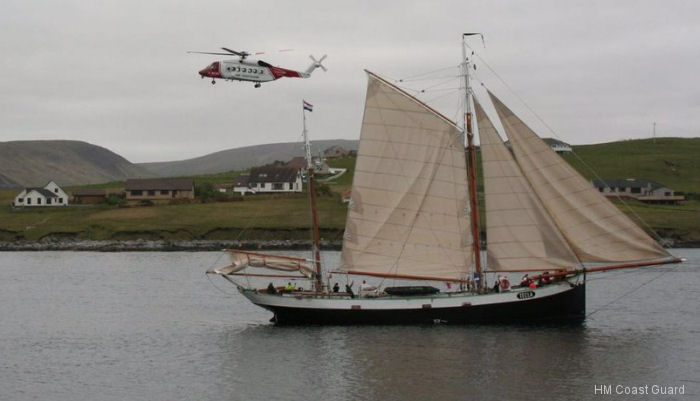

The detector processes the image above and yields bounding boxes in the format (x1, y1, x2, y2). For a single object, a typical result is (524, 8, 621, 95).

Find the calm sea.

(1, 249, 698, 401)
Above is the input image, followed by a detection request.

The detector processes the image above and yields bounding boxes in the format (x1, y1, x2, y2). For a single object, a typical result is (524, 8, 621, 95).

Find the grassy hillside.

(0, 140, 153, 188)
(139, 139, 359, 177)
(562, 137, 700, 194)
(0, 137, 698, 245)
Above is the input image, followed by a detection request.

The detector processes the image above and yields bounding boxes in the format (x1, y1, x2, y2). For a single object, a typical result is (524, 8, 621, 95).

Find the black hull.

(261, 283, 586, 325)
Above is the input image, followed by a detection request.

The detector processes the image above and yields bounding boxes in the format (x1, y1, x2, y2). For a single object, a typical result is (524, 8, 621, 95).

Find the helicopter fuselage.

(198, 59, 302, 84)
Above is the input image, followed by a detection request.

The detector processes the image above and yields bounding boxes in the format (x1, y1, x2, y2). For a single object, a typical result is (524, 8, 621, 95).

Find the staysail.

(338, 72, 473, 281)
(211, 250, 316, 277)
(488, 91, 671, 263)
(475, 100, 581, 271)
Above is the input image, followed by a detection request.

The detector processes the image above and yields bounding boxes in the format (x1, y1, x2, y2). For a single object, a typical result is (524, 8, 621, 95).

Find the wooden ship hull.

(240, 280, 586, 325)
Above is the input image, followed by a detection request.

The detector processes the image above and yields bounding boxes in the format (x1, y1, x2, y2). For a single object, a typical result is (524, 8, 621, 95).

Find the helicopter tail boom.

(302, 54, 327, 78)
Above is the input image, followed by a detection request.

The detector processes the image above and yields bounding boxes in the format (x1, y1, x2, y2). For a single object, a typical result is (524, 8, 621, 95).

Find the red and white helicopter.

(189, 47, 327, 87)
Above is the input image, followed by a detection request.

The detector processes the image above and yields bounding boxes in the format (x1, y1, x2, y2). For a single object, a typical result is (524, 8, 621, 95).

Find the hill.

(0, 140, 153, 189)
(139, 139, 358, 177)
(562, 137, 700, 194)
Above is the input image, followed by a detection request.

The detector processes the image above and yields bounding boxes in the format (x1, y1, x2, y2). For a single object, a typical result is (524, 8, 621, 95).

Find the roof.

(285, 157, 307, 169)
(249, 166, 299, 184)
(542, 138, 571, 147)
(125, 178, 193, 191)
(592, 178, 665, 190)
(72, 188, 106, 196)
(24, 188, 58, 198)
(234, 175, 250, 186)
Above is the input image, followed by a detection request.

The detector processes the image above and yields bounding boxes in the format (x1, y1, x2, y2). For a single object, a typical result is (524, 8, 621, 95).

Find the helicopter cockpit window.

(257, 60, 272, 68)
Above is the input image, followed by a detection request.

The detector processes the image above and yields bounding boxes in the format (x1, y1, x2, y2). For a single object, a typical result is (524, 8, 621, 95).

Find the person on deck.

(284, 282, 295, 292)
(333, 282, 340, 293)
(267, 282, 278, 295)
(492, 276, 501, 293)
(519, 274, 531, 288)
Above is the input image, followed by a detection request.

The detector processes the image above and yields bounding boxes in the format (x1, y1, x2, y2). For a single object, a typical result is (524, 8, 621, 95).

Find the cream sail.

(338, 72, 473, 281)
(475, 100, 581, 272)
(488, 91, 672, 263)
(206, 37, 681, 325)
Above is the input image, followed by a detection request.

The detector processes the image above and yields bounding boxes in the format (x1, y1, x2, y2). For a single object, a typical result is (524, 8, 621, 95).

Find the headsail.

(338, 72, 473, 281)
(210, 250, 316, 277)
(488, 91, 671, 263)
(475, 100, 581, 271)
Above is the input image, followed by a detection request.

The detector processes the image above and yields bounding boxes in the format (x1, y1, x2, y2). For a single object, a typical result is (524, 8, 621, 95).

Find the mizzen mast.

(302, 101, 324, 292)
(462, 33, 483, 288)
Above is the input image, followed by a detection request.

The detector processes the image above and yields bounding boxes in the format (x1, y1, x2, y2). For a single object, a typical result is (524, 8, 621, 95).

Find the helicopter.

(189, 47, 327, 87)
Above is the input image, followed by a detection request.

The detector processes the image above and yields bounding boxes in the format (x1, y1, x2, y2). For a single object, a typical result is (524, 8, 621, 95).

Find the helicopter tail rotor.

(303, 54, 327, 77)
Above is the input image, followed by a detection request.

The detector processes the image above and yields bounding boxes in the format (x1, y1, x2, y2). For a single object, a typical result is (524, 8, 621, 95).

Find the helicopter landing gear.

(254, 83, 261, 88)
(211, 79, 216, 85)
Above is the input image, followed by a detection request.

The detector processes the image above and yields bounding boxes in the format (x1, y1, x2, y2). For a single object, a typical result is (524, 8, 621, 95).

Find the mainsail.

(488, 91, 671, 263)
(475, 100, 581, 271)
(338, 72, 473, 281)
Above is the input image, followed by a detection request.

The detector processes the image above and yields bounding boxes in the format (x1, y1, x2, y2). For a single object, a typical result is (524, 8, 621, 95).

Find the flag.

(303, 100, 313, 112)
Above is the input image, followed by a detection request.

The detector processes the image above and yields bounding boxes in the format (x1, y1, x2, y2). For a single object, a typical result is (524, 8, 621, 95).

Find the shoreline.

(0, 239, 696, 252)
(0, 239, 343, 252)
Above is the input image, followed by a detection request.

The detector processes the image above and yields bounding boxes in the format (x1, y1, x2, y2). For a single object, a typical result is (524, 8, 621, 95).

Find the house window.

(161, 190, 169, 195)
(131, 190, 143, 196)
(273, 183, 283, 190)
(665, 192, 672, 196)
(17, 198, 23, 203)
(46, 198, 51, 205)
(27, 198, 32, 205)
(631, 187, 641, 194)
(54, 188, 59, 193)
(58, 198, 63, 203)
(37, 198, 42, 205)
(147, 190, 155, 196)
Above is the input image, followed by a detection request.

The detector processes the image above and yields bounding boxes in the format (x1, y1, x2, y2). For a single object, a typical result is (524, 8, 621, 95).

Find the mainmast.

(302, 101, 323, 292)
(462, 34, 483, 289)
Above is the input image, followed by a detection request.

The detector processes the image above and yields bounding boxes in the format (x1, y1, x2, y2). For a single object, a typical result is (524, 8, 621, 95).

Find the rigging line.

(586, 263, 680, 318)
(423, 89, 460, 104)
(397, 74, 460, 83)
(414, 77, 460, 94)
(205, 270, 239, 296)
(473, 54, 667, 244)
(396, 65, 459, 82)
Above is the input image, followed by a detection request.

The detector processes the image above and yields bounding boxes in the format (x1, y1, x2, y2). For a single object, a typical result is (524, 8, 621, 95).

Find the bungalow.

(13, 180, 68, 207)
(125, 178, 195, 201)
(542, 138, 572, 154)
(505, 138, 572, 154)
(591, 178, 685, 204)
(72, 188, 107, 204)
(248, 166, 302, 193)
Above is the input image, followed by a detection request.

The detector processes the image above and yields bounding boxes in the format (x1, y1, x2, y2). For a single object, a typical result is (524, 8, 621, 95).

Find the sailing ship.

(208, 38, 681, 325)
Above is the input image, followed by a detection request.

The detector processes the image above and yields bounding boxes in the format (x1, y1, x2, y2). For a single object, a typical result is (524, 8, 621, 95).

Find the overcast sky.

(1, 0, 698, 163)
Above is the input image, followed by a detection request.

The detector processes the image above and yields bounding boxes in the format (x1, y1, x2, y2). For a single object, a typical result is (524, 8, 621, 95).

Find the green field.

(1, 138, 698, 245)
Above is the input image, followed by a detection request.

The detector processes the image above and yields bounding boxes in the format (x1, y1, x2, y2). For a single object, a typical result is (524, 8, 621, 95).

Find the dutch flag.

(303, 100, 313, 112)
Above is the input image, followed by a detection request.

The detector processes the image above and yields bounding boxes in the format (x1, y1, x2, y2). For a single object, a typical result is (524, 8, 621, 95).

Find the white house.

(247, 166, 303, 193)
(591, 178, 685, 205)
(13, 181, 69, 207)
(542, 138, 572, 154)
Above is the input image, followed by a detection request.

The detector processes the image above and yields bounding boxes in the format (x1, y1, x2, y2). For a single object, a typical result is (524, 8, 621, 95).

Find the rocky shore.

(0, 239, 343, 252)
(0, 238, 696, 252)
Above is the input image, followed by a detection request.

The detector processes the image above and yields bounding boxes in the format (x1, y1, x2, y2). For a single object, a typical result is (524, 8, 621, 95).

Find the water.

(1, 250, 698, 401)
